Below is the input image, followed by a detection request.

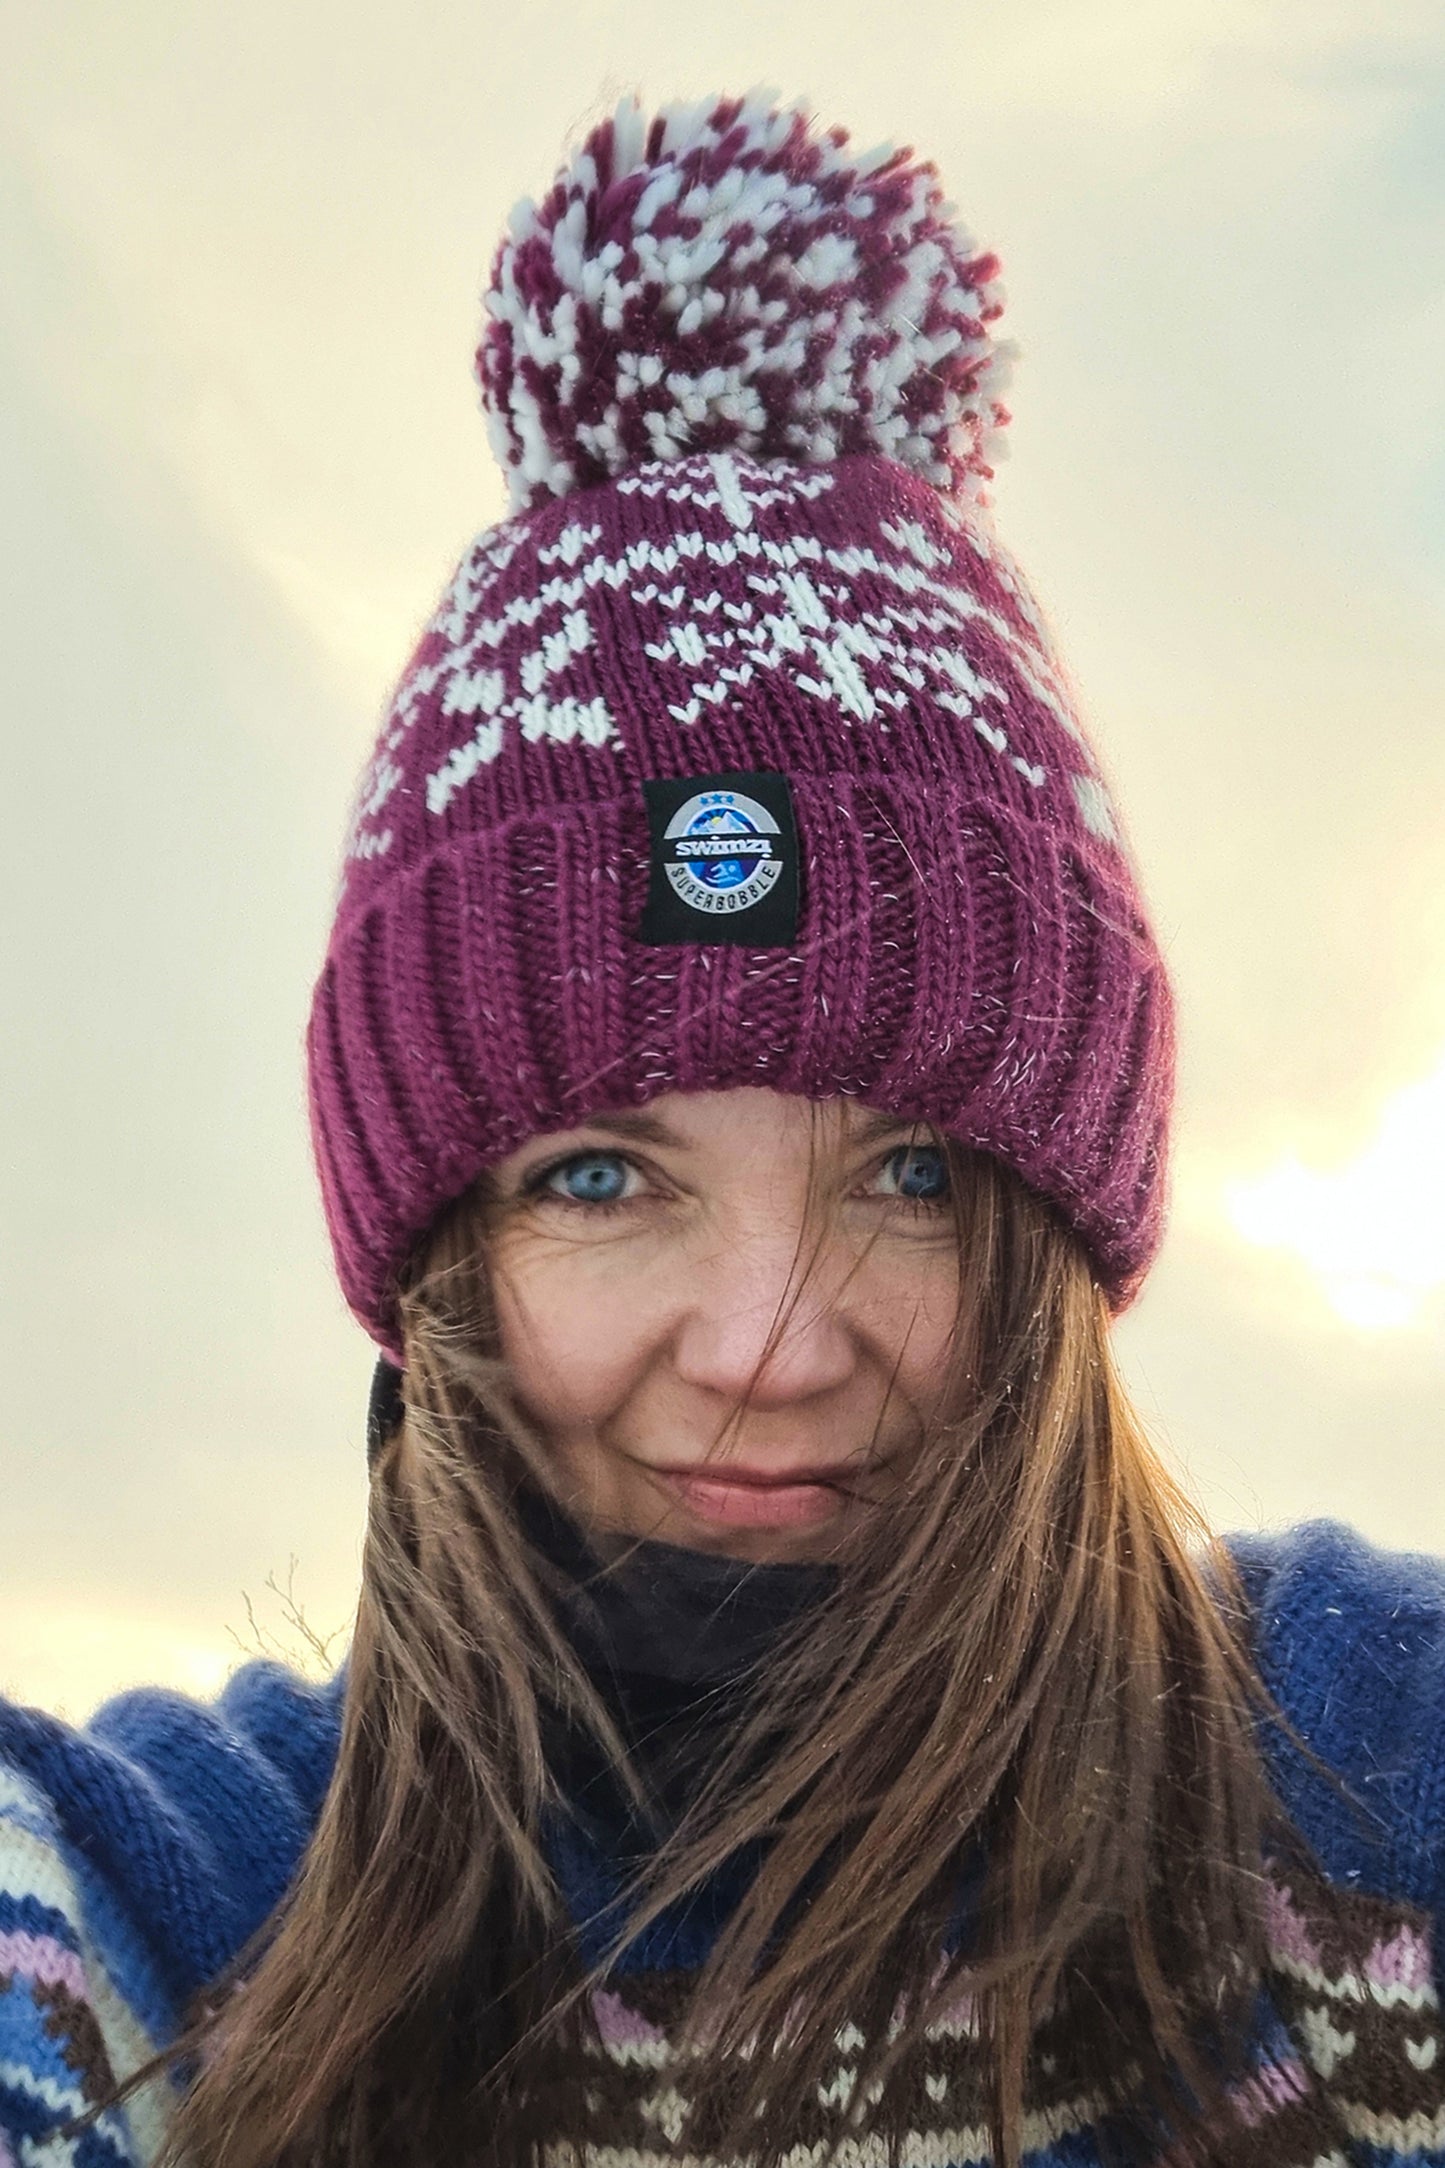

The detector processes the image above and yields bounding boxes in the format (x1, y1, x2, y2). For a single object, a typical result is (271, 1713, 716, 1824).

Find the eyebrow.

(850, 1107, 936, 1145)
(552, 1109, 687, 1149)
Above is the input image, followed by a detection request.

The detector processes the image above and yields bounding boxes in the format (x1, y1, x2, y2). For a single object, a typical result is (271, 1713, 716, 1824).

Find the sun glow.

(1226, 1051, 1445, 1330)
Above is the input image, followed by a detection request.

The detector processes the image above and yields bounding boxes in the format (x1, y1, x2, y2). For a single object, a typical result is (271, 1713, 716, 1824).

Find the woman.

(2, 88, 1442, 2168)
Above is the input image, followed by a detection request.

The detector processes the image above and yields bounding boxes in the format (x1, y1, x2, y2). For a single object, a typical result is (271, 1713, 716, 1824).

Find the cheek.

(866, 1250, 962, 1407)
(490, 1237, 671, 1429)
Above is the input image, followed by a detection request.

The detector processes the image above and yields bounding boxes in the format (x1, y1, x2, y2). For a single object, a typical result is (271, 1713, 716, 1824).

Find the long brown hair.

(139, 1136, 1293, 2168)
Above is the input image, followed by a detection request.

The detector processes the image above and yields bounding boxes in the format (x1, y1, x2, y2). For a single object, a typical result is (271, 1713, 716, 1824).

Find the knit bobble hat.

(306, 89, 1176, 1366)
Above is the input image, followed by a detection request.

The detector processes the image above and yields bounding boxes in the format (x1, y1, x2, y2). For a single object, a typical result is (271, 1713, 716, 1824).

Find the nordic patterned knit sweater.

(3, 1514, 1444, 2168)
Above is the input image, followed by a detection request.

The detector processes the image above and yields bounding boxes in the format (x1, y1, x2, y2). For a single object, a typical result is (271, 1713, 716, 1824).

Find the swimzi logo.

(638, 771, 800, 947)
(662, 788, 781, 913)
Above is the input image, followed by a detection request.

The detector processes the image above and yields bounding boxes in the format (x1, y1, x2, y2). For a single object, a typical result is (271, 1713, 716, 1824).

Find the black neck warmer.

(519, 1477, 839, 1834)
(366, 1356, 838, 1828)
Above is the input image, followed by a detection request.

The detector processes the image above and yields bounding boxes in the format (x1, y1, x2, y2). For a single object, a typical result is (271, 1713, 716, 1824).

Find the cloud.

(1226, 1044, 1445, 1329)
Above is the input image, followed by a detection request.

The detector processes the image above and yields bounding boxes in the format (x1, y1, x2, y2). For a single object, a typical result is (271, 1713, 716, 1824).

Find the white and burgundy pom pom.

(478, 89, 1013, 513)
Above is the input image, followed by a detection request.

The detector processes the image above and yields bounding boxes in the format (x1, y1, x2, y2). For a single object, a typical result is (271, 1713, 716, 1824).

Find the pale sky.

(2, 0, 1443, 1717)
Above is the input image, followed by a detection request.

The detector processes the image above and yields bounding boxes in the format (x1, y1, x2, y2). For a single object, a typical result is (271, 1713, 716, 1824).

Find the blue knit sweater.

(2, 1518, 1443, 2166)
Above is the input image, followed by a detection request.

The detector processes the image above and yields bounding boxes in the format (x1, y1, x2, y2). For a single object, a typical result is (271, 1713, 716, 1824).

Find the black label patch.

(637, 772, 800, 946)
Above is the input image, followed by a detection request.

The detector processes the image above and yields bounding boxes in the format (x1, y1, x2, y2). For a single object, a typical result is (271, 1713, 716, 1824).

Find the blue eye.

(881, 1144, 949, 1202)
(542, 1151, 632, 1205)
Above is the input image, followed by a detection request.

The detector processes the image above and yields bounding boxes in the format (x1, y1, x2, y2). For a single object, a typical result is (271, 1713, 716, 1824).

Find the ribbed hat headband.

(306, 90, 1175, 1365)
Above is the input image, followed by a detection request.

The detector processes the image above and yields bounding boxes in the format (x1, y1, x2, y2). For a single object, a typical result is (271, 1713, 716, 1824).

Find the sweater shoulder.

(0, 1661, 342, 2070)
(0, 1755, 163, 2161)
(1223, 1518, 1445, 1909)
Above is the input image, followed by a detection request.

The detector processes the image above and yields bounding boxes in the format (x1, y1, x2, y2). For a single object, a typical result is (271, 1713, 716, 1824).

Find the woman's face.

(485, 1088, 962, 1562)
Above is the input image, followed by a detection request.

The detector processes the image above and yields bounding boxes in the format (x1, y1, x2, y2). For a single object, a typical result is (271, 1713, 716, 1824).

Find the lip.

(648, 1461, 857, 1530)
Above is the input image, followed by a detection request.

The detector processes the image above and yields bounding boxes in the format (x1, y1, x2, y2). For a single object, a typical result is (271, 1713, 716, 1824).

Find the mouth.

(648, 1461, 857, 1530)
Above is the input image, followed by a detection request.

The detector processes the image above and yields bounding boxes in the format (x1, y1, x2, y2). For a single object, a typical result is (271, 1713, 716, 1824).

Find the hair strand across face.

(105, 1141, 1310, 2168)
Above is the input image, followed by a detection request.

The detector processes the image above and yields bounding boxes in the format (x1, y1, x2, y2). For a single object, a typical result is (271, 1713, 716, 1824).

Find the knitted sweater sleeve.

(0, 1660, 343, 2165)
(1225, 1517, 1445, 1911)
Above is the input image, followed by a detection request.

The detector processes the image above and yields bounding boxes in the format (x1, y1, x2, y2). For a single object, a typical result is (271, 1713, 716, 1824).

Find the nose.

(670, 1231, 857, 1409)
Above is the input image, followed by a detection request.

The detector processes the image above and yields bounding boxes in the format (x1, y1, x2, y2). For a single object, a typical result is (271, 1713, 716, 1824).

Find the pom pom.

(478, 89, 1013, 514)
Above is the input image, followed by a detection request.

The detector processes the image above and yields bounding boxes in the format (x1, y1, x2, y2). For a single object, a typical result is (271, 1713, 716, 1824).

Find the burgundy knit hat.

(306, 89, 1175, 1366)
